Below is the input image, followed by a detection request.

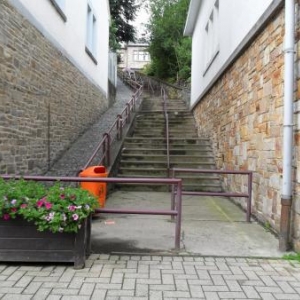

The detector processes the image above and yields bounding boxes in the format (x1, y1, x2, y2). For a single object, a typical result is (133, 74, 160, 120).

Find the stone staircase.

(115, 93, 222, 192)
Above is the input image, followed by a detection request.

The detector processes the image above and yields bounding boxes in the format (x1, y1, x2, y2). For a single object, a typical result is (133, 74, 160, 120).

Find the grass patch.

(283, 253, 300, 261)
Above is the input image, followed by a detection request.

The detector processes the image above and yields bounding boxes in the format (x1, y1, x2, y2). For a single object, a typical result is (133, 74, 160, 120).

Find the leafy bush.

(0, 179, 98, 233)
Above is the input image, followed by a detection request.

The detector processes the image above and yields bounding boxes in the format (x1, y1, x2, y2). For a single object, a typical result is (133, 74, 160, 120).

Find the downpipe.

(279, 0, 295, 251)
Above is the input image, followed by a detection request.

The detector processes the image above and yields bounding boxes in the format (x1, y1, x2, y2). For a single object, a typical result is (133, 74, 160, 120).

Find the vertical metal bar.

(117, 115, 123, 140)
(106, 134, 111, 166)
(171, 169, 176, 221)
(133, 95, 136, 112)
(247, 172, 253, 222)
(175, 181, 182, 250)
(126, 103, 130, 124)
(102, 133, 107, 166)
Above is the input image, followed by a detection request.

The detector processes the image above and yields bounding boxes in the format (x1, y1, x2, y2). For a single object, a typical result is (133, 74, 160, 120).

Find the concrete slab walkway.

(91, 191, 282, 258)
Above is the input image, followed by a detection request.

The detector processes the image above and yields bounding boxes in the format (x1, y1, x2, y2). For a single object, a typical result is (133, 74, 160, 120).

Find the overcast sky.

(133, 0, 150, 39)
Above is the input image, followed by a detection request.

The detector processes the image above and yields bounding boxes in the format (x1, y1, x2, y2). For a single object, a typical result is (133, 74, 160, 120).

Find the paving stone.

(1, 295, 33, 300)
(32, 288, 52, 300)
(1, 256, 300, 299)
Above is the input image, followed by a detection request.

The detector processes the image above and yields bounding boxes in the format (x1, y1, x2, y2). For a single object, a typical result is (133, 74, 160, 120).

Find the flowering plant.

(0, 179, 98, 233)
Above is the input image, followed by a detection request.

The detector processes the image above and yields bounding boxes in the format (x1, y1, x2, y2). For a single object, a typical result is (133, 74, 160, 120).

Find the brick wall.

(193, 4, 300, 249)
(0, 0, 108, 175)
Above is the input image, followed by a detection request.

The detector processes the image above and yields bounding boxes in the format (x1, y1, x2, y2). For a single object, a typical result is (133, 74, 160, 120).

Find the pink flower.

(11, 199, 17, 206)
(72, 214, 79, 221)
(11, 208, 17, 213)
(68, 205, 76, 211)
(60, 194, 65, 199)
(3, 214, 10, 220)
(45, 202, 52, 210)
(37, 198, 46, 208)
(20, 204, 27, 208)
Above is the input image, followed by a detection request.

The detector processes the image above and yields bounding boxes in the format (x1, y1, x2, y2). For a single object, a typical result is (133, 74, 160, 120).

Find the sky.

(133, 0, 150, 40)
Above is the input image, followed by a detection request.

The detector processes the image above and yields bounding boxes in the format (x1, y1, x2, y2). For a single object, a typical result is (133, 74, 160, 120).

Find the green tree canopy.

(109, 0, 139, 46)
(146, 0, 191, 83)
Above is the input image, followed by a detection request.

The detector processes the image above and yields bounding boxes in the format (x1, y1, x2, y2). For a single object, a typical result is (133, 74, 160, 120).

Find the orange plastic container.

(79, 166, 108, 207)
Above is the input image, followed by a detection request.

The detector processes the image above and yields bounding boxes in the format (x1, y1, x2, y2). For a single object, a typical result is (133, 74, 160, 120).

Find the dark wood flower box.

(0, 216, 91, 269)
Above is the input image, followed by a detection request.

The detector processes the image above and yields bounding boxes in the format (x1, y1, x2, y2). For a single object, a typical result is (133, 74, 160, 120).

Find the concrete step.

(123, 144, 212, 150)
(132, 129, 197, 135)
(131, 133, 199, 138)
(119, 160, 216, 168)
(121, 154, 215, 163)
(136, 114, 194, 120)
(121, 148, 213, 155)
(119, 167, 168, 177)
(124, 137, 211, 146)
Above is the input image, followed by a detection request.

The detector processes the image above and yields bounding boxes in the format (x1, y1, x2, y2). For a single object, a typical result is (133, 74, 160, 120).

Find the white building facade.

(185, 0, 278, 107)
(118, 43, 151, 70)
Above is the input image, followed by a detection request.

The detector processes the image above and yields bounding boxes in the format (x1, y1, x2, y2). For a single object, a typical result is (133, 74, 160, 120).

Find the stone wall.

(193, 4, 300, 249)
(0, 0, 108, 175)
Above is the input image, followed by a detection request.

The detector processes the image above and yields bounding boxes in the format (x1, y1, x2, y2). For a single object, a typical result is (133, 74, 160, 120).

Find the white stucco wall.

(9, 0, 110, 95)
(188, 0, 275, 106)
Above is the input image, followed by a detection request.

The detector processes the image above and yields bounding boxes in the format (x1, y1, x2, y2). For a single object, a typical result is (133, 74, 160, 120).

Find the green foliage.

(146, 0, 191, 83)
(109, 20, 121, 51)
(109, 0, 139, 44)
(283, 253, 300, 261)
(0, 179, 98, 233)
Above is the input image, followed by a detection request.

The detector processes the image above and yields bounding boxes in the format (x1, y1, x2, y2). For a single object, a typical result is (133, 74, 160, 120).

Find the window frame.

(203, 0, 220, 76)
(49, 0, 67, 22)
(85, 3, 98, 65)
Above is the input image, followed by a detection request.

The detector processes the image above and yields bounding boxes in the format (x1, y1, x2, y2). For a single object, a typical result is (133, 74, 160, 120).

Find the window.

(85, 4, 97, 64)
(203, 0, 219, 74)
(49, 0, 67, 22)
(133, 50, 150, 62)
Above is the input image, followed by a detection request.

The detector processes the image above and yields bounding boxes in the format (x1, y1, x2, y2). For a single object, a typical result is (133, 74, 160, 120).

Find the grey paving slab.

(1, 256, 300, 299)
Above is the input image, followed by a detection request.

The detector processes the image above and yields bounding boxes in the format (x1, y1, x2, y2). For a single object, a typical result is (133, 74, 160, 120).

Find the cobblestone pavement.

(1, 255, 300, 299)
(45, 79, 133, 177)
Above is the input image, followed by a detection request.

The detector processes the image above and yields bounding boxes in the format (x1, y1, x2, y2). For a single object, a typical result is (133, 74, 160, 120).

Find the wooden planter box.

(0, 216, 91, 269)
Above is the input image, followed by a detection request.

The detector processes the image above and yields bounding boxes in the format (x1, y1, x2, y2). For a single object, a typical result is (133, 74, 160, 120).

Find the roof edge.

(184, 0, 202, 36)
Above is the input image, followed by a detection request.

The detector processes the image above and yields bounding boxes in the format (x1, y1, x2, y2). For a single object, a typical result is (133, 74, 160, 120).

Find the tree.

(146, 0, 191, 83)
(109, 0, 139, 45)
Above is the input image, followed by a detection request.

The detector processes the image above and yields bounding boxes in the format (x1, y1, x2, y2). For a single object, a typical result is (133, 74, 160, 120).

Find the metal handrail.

(80, 79, 143, 172)
(1, 174, 183, 250)
(161, 86, 170, 176)
(171, 168, 253, 222)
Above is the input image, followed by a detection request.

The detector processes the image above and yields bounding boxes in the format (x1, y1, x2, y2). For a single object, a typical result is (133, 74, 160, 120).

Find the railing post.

(175, 180, 182, 250)
(126, 103, 131, 124)
(117, 115, 123, 140)
(247, 172, 253, 222)
(102, 133, 107, 166)
(102, 133, 111, 167)
(133, 95, 136, 112)
(106, 134, 111, 167)
(171, 169, 175, 221)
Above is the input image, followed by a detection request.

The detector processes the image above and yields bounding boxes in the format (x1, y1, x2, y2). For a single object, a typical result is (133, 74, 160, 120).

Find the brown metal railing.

(1, 175, 183, 250)
(80, 78, 143, 172)
(161, 86, 170, 176)
(171, 168, 253, 222)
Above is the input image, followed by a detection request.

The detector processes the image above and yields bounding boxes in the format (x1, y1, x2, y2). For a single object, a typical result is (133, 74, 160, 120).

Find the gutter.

(279, 0, 296, 251)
